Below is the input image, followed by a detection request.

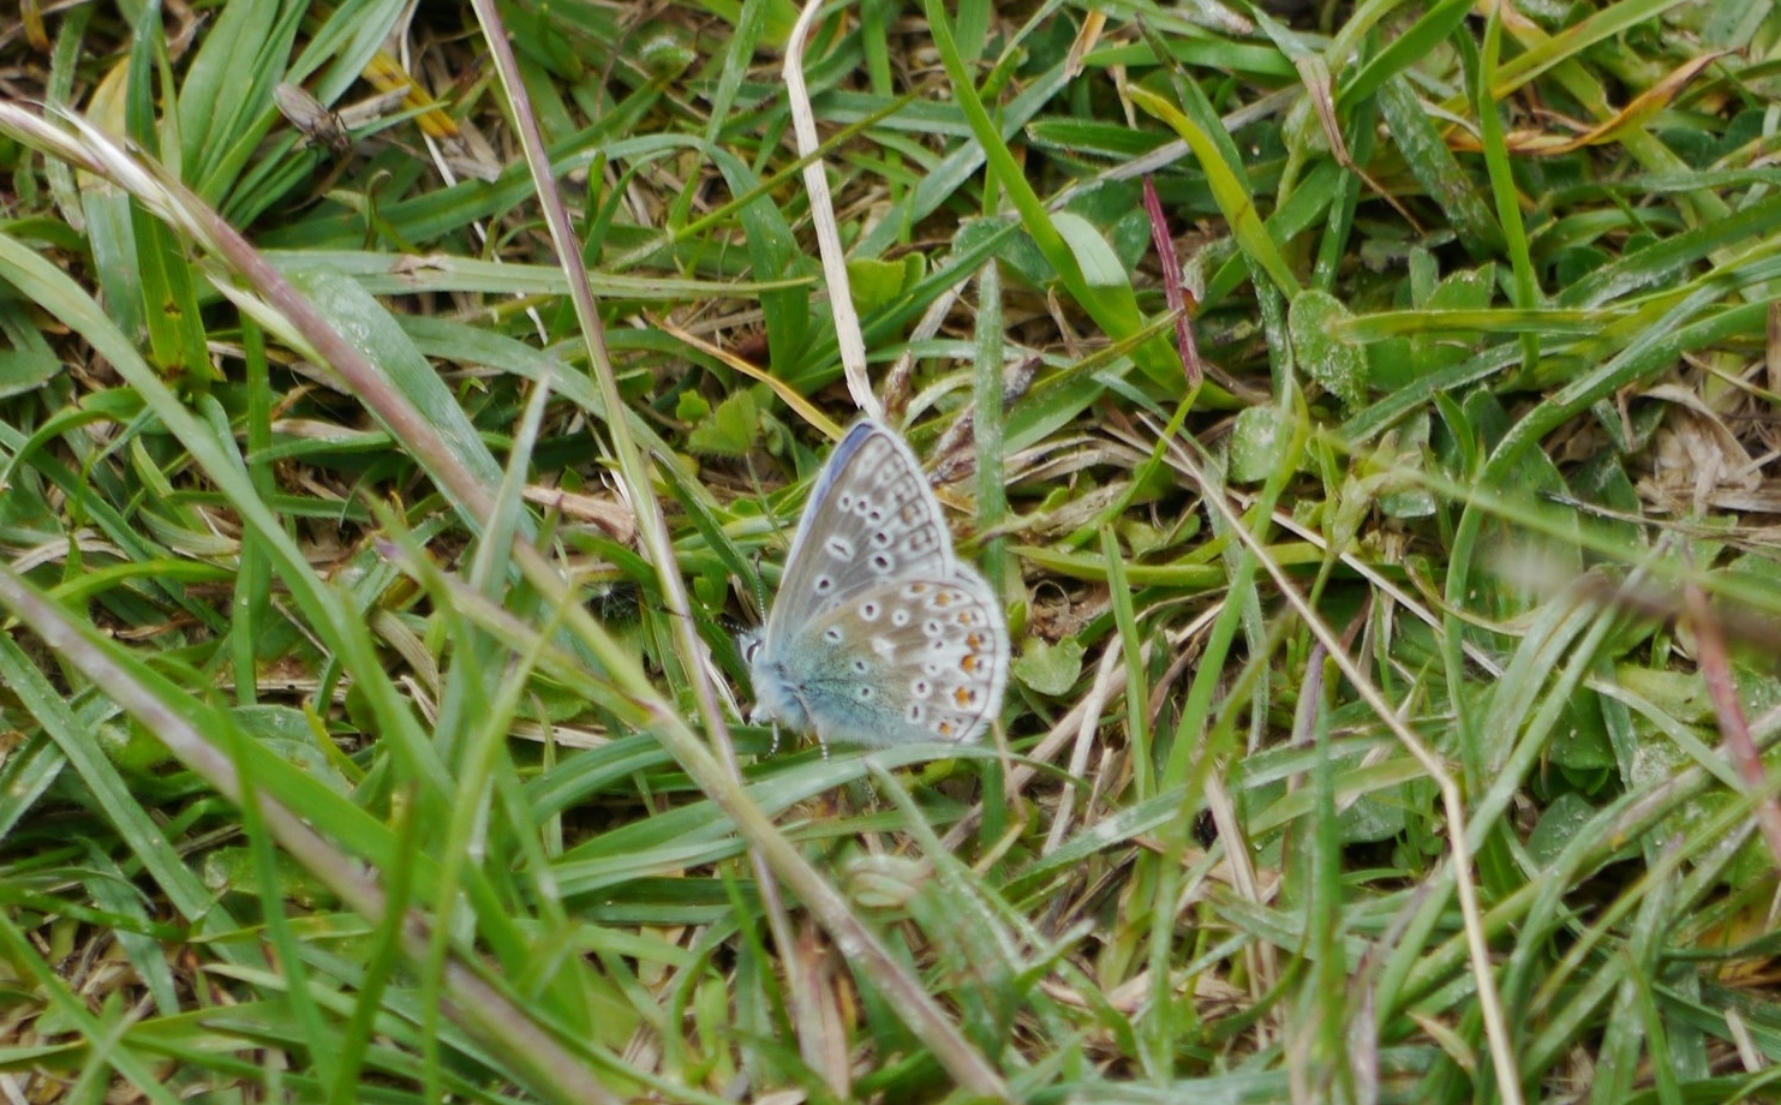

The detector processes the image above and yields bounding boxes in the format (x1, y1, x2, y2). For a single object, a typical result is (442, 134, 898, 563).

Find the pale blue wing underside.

(747, 419, 1009, 747)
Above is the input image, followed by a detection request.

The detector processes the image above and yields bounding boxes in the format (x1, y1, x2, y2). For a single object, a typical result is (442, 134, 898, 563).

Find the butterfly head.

(739, 627, 811, 732)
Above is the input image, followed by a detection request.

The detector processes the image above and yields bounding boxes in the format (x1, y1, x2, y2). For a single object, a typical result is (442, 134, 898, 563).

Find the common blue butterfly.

(741, 419, 1009, 748)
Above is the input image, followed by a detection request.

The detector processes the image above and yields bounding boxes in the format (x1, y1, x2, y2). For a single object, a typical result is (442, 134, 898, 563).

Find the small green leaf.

(1011, 636, 1085, 696)
(1229, 406, 1288, 484)
(847, 254, 925, 315)
(0, 348, 58, 398)
(688, 390, 758, 457)
(0, 297, 63, 398)
(202, 846, 331, 909)
(1290, 290, 1367, 410)
(1525, 791, 1600, 867)
(676, 391, 712, 422)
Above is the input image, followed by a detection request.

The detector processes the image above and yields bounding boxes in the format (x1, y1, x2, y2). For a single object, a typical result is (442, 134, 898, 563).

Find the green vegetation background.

(1, 1, 1780, 1103)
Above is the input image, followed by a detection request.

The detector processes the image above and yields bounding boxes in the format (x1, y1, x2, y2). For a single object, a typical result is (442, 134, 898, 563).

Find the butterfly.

(741, 419, 1009, 749)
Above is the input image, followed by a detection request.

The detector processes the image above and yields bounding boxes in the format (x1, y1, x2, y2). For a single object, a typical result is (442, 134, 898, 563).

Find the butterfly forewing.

(767, 420, 954, 640)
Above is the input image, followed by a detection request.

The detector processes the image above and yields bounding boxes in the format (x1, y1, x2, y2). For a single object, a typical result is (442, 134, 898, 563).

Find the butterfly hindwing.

(766, 562, 1007, 746)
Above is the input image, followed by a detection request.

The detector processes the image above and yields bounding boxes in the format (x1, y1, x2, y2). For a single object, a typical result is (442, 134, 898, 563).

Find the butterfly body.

(743, 419, 1008, 749)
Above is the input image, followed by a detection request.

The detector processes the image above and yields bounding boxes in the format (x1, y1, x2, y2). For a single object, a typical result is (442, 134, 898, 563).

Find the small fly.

(273, 83, 352, 156)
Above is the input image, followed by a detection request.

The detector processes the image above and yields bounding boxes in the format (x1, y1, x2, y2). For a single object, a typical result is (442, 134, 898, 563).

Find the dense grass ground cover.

(3, 1, 1781, 1102)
